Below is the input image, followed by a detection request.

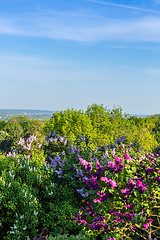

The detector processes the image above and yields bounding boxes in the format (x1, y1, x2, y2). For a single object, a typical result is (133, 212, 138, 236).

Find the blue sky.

(0, 0, 160, 115)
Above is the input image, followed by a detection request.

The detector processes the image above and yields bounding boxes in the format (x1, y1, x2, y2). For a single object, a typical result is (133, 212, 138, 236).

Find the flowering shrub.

(0, 151, 82, 239)
(74, 144, 160, 239)
(1, 132, 160, 240)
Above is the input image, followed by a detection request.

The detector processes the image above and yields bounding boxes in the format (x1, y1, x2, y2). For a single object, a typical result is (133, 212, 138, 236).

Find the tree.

(44, 109, 94, 142)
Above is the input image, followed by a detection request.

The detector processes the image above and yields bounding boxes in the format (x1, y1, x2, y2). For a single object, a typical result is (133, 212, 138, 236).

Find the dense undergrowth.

(0, 104, 160, 239)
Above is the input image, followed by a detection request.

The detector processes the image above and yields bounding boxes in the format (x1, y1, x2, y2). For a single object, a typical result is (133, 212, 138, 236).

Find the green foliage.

(48, 234, 90, 240)
(0, 117, 44, 153)
(0, 120, 6, 130)
(44, 104, 158, 153)
(43, 109, 94, 143)
(0, 104, 160, 240)
(0, 153, 83, 240)
(0, 131, 9, 142)
(151, 115, 160, 144)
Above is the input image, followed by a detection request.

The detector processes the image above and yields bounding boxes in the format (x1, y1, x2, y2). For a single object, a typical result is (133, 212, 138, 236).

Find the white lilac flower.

(13, 224, 17, 229)
(59, 136, 64, 142)
(25, 191, 27, 198)
(26, 143, 31, 151)
(34, 211, 38, 216)
(18, 137, 23, 145)
(8, 182, 11, 188)
(111, 148, 115, 155)
(48, 191, 53, 195)
(50, 182, 54, 187)
(7, 152, 12, 157)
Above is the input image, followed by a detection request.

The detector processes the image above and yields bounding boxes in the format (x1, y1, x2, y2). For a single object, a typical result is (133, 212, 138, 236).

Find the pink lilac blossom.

(143, 223, 149, 229)
(121, 188, 130, 195)
(147, 218, 153, 224)
(79, 158, 93, 171)
(100, 177, 118, 189)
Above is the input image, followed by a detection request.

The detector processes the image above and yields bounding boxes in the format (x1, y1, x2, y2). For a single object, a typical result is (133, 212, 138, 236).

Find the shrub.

(73, 143, 160, 239)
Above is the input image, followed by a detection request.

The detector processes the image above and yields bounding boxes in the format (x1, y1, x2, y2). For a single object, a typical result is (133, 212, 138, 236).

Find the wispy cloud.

(1, 9, 160, 42)
(88, 0, 159, 13)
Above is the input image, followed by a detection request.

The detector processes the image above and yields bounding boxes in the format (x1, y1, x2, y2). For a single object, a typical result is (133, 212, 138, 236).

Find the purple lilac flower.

(124, 151, 132, 161)
(92, 215, 105, 223)
(62, 151, 65, 155)
(147, 219, 153, 224)
(145, 167, 155, 175)
(129, 179, 136, 187)
(79, 158, 93, 171)
(76, 188, 88, 197)
(55, 168, 63, 175)
(83, 177, 100, 190)
(81, 192, 89, 197)
(89, 222, 108, 230)
(109, 180, 118, 189)
(121, 188, 130, 195)
(143, 223, 149, 229)
(108, 162, 115, 168)
(100, 177, 111, 184)
(71, 145, 75, 154)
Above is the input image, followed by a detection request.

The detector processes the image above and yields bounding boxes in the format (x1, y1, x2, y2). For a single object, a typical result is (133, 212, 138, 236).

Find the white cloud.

(1, 9, 160, 42)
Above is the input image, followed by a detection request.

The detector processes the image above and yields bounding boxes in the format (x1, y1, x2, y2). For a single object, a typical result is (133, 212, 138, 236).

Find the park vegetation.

(0, 104, 160, 239)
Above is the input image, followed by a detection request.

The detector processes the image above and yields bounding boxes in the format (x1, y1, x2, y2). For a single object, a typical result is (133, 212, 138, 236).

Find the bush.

(48, 234, 90, 240)
(73, 143, 160, 239)
(1, 131, 160, 240)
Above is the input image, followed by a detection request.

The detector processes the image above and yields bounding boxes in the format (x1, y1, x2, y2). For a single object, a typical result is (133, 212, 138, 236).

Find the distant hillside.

(128, 114, 150, 118)
(149, 114, 160, 118)
(0, 109, 155, 121)
(0, 109, 55, 121)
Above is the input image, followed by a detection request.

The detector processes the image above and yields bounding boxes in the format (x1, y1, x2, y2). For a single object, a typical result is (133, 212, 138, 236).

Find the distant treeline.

(0, 104, 160, 154)
(0, 109, 54, 120)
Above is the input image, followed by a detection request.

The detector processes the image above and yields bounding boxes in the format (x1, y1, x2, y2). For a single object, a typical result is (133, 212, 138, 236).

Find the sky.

(0, 0, 160, 115)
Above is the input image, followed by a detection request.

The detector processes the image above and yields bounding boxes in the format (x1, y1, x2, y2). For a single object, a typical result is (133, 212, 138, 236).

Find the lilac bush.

(73, 145, 160, 239)
(6, 132, 159, 239)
